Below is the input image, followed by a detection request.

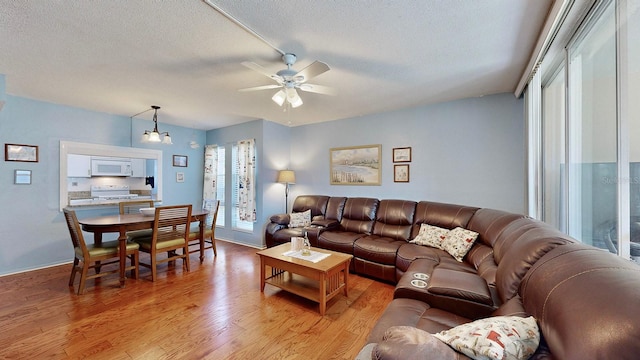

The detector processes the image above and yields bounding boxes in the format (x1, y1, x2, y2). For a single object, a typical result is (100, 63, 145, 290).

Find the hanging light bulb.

(141, 106, 172, 144)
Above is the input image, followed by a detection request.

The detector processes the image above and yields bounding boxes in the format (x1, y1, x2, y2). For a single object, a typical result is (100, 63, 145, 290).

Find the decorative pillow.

(441, 227, 479, 262)
(289, 209, 311, 228)
(410, 224, 450, 249)
(434, 316, 540, 360)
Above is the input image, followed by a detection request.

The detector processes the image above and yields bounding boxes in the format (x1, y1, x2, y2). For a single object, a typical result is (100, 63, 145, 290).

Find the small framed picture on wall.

(394, 164, 410, 183)
(392, 147, 411, 163)
(173, 155, 188, 167)
(176, 172, 185, 183)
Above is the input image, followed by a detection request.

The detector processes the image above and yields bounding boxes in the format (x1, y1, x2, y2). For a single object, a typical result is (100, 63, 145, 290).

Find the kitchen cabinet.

(67, 154, 91, 177)
(131, 158, 146, 177)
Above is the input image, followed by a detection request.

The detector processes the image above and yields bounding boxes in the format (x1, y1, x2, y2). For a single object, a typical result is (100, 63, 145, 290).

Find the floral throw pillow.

(409, 224, 450, 249)
(441, 227, 479, 262)
(289, 209, 311, 228)
(434, 316, 540, 360)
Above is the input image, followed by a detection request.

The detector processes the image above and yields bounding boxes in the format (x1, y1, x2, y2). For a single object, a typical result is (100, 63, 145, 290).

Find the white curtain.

(236, 139, 256, 222)
(202, 145, 218, 213)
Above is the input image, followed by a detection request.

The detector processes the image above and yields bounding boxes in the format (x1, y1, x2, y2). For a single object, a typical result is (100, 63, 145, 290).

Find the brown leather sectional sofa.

(265, 195, 640, 359)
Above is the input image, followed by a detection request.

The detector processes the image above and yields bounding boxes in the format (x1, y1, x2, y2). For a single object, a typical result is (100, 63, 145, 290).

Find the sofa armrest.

(310, 218, 339, 229)
(372, 342, 467, 360)
(270, 213, 290, 225)
(266, 222, 286, 236)
(427, 268, 492, 305)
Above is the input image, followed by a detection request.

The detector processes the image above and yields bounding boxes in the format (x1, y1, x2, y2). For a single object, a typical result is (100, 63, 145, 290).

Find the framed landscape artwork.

(330, 144, 381, 185)
(5, 143, 38, 162)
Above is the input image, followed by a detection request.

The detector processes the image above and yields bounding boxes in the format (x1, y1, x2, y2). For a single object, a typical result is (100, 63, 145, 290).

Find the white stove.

(91, 185, 138, 200)
(69, 185, 142, 205)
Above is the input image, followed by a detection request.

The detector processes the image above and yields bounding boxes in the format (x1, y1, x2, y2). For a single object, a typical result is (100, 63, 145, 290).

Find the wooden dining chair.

(119, 200, 155, 241)
(63, 208, 139, 294)
(134, 204, 192, 281)
(189, 200, 220, 261)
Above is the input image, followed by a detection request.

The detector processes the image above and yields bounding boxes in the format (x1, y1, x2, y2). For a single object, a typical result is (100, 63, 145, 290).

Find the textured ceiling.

(0, 0, 553, 129)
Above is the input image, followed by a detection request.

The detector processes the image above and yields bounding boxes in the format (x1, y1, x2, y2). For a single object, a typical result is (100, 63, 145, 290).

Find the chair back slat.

(153, 205, 192, 243)
(202, 200, 220, 229)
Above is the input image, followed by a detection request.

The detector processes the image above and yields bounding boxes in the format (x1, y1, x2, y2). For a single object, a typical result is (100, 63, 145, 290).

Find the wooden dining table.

(78, 208, 209, 286)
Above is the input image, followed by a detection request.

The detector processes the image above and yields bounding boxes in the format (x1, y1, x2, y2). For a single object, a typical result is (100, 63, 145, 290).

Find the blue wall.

(0, 89, 524, 276)
(0, 94, 205, 276)
(204, 93, 525, 249)
(289, 93, 525, 212)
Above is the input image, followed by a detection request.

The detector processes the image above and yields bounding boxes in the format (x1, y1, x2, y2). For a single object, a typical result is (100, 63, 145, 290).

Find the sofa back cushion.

(466, 208, 528, 248)
(495, 225, 575, 303)
(325, 196, 347, 221)
(411, 201, 479, 239)
(520, 243, 640, 359)
(340, 197, 379, 234)
(372, 200, 417, 241)
(291, 195, 329, 219)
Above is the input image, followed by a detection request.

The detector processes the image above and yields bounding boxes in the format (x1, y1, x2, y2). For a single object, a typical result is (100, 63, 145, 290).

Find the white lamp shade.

(148, 131, 161, 142)
(162, 134, 173, 144)
(277, 170, 296, 184)
(272, 90, 286, 106)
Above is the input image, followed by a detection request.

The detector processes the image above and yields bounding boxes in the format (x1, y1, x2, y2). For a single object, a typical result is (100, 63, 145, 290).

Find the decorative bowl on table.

(139, 208, 155, 217)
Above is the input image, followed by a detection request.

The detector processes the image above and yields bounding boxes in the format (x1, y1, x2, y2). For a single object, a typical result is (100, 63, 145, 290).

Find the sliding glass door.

(566, 1, 617, 250)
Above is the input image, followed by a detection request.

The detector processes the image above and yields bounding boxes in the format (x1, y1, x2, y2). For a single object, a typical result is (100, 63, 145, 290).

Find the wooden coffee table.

(257, 243, 353, 315)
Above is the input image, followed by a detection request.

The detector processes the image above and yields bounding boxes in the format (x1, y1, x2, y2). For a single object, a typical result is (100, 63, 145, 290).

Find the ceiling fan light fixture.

(272, 90, 286, 106)
(290, 95, 303, 108)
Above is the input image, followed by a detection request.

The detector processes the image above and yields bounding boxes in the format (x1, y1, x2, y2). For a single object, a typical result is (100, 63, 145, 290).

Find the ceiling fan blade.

(297, 83, 336, 96)
(294, 61, 330, 83)
(241, 61, 280, 81)
(238, 84, 282, 92)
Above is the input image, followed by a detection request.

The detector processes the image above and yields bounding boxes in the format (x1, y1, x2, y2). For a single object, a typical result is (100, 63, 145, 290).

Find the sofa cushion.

(411, 201, 479, 239)
(317, 230, 364, 254)
(395, 243, 442, 273)
(465, 244, 497, 287)
(520, 243, 640, 359)
(373, 199, 417, 241)
(289, 209, 311, 228)
(441, 227, 479, 262)
(354, 235, 405, 265)
(325, 196, 347, 221)
(269, 213, 289, 225)
(340, 197, 379, 234)
(427, 268, 492, 306)
(466, 208, 527, 248)
(495, 231, 574, 303)
(376, 326, 461, 359)
(290, 195, 329, 218)
(367, 298, 472, 343)
(410, 224, 449, 249)
(434, 316, 540, 360)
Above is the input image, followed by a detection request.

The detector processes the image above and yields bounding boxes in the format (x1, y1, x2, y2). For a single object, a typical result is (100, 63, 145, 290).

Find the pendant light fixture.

(141, 105, 172, 144)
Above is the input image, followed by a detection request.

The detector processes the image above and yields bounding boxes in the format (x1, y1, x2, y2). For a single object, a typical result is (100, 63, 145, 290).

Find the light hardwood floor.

(0, 240, 394, 359)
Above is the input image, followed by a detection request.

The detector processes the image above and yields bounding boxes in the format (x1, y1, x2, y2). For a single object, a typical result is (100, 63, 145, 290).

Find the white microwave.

(91, 158, 132, 176)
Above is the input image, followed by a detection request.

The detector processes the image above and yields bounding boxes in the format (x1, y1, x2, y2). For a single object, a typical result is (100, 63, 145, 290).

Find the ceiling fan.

(239, 53, 335, 108)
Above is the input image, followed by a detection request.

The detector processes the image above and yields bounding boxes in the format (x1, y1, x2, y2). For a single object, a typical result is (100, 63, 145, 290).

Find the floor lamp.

(277, 170, 296, 213)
